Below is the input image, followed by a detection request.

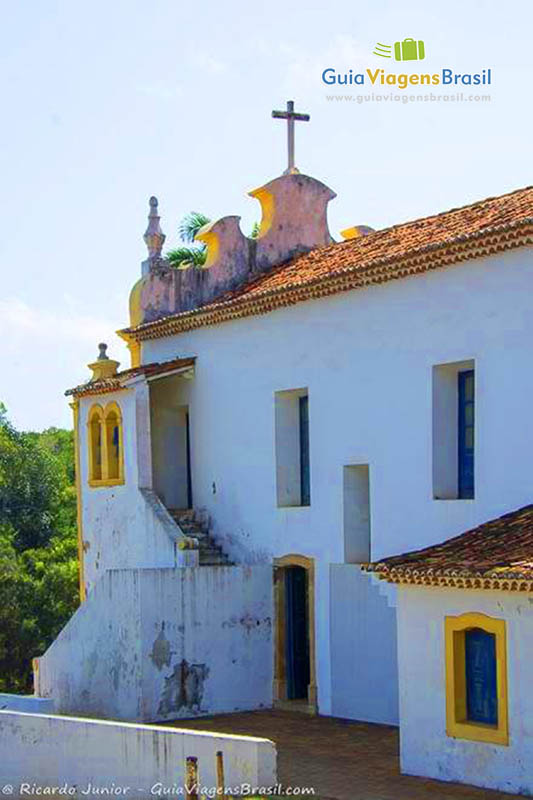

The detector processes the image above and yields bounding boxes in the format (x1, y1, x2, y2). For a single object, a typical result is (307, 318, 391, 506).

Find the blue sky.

(2, 0, 532, 430)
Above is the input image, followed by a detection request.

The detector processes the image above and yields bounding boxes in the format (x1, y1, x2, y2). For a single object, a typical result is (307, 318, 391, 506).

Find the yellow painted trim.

(88, 479, 125, 488)
(87, 404, 104, 484)
(70, 400, 86, 602)
(273, 554, 317, 713)
(128, 341, 141, 368)
(248, 186, 275, 239)
(194, 225, 220, 270)
(104, 401, 125, 484)
(116, 329, 140, 368)
(340, 226, 368, 240)
(445, 612, 509, 746)
(129, 278, 144, 328)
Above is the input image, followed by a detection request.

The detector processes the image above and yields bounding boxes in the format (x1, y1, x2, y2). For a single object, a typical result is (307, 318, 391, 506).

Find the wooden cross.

(272, 100, 310, 175)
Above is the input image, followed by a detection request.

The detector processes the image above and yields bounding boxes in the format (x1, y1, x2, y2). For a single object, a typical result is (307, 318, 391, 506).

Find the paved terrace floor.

(169, 710, 519, 800)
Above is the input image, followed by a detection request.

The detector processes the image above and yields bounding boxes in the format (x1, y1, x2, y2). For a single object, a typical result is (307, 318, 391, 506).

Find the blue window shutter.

(458, 370, 475, 499)
(299, 396, 310, 506)
(465, 628, 498, 725)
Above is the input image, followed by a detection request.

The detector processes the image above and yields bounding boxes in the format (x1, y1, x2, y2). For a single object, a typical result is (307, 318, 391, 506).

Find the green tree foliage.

(0, 405, 79, 692)
(167, 211, 210, 269)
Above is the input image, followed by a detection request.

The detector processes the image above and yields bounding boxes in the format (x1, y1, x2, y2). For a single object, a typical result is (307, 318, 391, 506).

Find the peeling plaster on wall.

(158, 659, 209, 716)
(36, 566, 273, 722)
(222, 614, 271, 633)
(150, 625, 172, 670)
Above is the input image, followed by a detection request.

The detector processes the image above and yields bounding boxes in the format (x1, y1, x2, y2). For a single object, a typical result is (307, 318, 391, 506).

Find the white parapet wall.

(0, 710, 277, 798)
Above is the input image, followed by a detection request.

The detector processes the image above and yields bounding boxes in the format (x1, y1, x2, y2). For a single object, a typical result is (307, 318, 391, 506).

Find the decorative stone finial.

(88, 343, 120, 382)
(143, 196, 166, 259)
(97, 342, 109, 360)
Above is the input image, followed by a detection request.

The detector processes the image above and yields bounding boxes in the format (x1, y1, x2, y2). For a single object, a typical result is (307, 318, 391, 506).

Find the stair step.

(179, 522, 206, 531)
(165, 506, 232, 568)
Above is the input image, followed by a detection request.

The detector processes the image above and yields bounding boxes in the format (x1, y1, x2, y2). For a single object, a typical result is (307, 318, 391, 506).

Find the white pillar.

(133, 378, 153, 489)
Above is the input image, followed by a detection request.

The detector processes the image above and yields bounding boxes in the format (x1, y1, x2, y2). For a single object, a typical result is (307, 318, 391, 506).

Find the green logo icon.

(373, 42, 392, 58)
(373, 38, 426, 61)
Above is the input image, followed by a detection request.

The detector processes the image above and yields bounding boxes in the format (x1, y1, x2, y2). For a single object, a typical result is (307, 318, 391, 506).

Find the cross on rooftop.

(272, 100, 310, 175)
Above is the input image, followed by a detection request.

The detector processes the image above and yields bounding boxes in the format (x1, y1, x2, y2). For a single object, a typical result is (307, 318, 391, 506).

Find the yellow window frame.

(445, 611, 509, 746)
(87, 401, 125, 488)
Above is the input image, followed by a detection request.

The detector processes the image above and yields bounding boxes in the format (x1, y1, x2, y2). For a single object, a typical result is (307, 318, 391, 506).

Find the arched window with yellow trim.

(87, 401, 124, 487)
(104, 402, 123, 483)
(88, 405, 104, 484)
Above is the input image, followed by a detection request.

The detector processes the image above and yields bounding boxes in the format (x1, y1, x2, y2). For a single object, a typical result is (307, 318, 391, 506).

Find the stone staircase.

(167, 508, 233, 566)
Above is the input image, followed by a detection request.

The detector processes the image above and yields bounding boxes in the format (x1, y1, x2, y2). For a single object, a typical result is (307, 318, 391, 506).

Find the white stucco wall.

(35, 568, 144, 720)
(330, 566, 398, 724)
(136, 245, 533, 716)
(0, 710, 276, 797)
(36, 566, 273, 722)
(78, 389, 177, 594)
(397, 585, 533, 795)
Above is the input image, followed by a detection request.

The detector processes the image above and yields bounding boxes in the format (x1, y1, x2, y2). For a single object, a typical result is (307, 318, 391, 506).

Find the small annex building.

(366, 504, 533, 795)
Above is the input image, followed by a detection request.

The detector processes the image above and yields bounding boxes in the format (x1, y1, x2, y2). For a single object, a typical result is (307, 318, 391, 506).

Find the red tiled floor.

(167, 709, 520, 800)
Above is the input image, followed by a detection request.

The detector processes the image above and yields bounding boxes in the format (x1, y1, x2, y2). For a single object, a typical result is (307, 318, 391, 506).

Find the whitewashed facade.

(34, 167, 533, 792)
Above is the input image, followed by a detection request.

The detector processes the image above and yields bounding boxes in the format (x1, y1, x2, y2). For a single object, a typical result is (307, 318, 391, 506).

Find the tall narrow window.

(88, 405, 103, 483)
(299, 396, 310, 507)
(103, 402, 124, 485)
(343, 465, 371, 563)
(458, 369, 475, 499)
(275, 388, 311, 507)
(433, 360, 475, 499)
(105, 408, 120, 481)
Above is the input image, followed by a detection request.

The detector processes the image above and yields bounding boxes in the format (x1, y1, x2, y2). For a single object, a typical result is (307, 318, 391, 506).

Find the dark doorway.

(284, 566, 310, 700)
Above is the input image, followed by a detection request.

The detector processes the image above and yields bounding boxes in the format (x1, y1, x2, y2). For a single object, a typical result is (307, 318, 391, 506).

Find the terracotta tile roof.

(120, 185, 533, 341)
(65, 357, 195, 399)
(365, 504, 533, 591)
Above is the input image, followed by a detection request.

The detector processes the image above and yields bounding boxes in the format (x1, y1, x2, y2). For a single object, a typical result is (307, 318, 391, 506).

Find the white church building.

(31, 105, 533, 794)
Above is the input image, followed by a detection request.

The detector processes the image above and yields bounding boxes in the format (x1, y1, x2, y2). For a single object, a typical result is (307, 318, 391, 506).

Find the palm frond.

(178, 212, 211, 243)
(166, 246, 207, 269)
